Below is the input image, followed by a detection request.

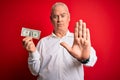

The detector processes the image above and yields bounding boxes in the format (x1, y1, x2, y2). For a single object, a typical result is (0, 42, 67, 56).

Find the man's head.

(50, 2, 70, 32)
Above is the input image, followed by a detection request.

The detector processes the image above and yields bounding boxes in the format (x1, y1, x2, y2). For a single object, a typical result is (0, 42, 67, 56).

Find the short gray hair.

(50, 2, 70, 16)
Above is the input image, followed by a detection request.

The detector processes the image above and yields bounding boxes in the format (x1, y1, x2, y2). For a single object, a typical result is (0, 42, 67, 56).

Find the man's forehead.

(54, 5, 67, 11)
(52, 6, 68, 14)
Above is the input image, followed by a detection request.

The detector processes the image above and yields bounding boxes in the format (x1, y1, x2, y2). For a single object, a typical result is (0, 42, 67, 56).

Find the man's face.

(50, 5, 70, 31)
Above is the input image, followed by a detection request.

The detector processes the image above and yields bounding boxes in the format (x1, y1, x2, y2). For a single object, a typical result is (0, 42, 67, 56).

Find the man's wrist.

(78, 57, 90, 64)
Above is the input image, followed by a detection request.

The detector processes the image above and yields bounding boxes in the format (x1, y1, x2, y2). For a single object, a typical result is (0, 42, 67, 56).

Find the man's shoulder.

(37, 34, 52, 45)
(40, 34, 52, 41)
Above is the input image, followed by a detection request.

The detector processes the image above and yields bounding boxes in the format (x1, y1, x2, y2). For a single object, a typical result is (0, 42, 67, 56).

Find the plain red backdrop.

(0, 0, 120, 80)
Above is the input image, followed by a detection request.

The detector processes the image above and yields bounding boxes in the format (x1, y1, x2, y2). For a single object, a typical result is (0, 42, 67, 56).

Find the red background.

(0, 0, 120, 80)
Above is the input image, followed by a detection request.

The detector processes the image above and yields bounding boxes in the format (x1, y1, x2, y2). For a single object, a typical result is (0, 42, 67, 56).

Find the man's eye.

(61, 14, 65, 18)
(52, 15, 58, 18)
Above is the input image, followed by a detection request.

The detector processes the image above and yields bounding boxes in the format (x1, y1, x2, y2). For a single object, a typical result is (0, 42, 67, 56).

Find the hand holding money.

(22, 37, 36, 53)
(21, 27, 41, 53)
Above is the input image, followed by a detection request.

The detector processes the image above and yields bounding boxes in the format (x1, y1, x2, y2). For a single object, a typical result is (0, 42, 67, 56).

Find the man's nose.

(57, 16, 62, 22)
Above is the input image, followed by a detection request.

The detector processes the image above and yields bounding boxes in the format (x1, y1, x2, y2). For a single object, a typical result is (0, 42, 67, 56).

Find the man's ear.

(68, 13, 70, 22)
(50, 16, 52, 21)
(50, 16, 53, 24)
(69, 17, 70, 22)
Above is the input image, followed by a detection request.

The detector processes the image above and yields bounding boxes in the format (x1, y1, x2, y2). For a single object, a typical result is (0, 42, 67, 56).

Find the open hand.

(60, 20, 91, 60)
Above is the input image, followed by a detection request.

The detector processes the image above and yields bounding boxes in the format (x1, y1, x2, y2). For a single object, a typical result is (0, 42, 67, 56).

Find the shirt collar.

(51, 30, 73, 38)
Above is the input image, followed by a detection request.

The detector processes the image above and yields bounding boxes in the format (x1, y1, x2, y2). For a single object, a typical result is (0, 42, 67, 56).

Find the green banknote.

(21, 27, 41, 39)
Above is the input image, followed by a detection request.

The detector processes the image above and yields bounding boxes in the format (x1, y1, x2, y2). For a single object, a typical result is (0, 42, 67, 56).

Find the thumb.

(60, 42, 72, 52)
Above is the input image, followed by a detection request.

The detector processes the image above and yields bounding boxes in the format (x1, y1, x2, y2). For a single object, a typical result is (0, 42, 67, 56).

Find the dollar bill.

(21, 27, 41, 39)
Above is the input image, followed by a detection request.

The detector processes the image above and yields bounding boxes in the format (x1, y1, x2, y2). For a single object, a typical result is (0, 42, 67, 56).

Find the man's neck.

(54, 29, 68, 38)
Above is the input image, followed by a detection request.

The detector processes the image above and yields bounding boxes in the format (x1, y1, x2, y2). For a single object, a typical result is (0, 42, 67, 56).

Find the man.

(22, 2, 97, 80)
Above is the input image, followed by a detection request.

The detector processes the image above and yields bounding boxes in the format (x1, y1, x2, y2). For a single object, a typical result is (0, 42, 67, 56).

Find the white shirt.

(28, 31, 97, 80)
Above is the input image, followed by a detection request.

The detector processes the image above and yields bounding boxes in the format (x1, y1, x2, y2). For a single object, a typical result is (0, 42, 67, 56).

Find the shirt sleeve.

(84, 47, 97, 67)
(28, 40, 42, 76)
(28, 50, 41, 76)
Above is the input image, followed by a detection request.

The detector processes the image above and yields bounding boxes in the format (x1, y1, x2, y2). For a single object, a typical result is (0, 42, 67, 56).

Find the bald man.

(22, 2, 97, 80)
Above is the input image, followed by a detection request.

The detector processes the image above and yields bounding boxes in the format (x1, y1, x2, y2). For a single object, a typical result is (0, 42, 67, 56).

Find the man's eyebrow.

(61, 13, 67, 15)
(52, 13, 67, 16)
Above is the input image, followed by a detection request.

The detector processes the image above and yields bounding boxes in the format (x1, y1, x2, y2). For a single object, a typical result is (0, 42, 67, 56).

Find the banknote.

(21, 27, 41, 39)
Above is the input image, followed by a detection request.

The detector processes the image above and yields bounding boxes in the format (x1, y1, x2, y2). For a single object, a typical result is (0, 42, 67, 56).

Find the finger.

(23, 37, 32, 42)
(22, 37, 27, 45)
(86, 28, 90, 41)
(74, 22, 79, 39)
(23, 37, 33, 47)
(78, 20, 82, 38)
(60, 42, 72, 53)
(82, 22, 86, 39)
(22, 37, 32, 45)
(26, 41, 33, 50)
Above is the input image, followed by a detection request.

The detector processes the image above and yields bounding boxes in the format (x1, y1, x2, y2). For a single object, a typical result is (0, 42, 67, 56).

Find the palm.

(61, 20, 91, 60)
(71, 36, 91, 60)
